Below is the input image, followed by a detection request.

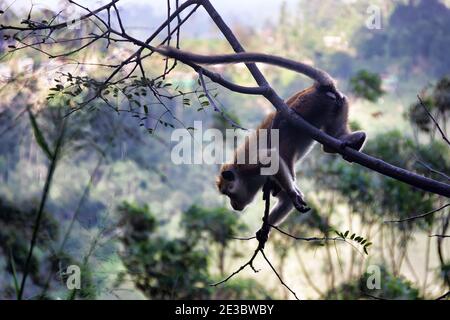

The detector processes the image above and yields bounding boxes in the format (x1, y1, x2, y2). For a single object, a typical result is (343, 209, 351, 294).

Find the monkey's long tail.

(155, 46, 334, 87)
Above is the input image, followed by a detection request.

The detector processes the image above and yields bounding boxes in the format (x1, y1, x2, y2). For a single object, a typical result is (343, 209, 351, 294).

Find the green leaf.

(350, 233, 355, 240)
(344, 230, 349, 238)
(334, 230, 344, 239)
(27, 108, 53, 159)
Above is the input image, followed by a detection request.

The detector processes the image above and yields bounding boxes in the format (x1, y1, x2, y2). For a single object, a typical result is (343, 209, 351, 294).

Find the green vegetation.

(115, 202, 270, 299)
(350, 70, 384, 102)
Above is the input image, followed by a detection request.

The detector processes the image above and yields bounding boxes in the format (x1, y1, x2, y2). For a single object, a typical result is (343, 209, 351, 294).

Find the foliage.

(325, 265, 421, 300)
(117, 202, 211, 299)
(182, 205, 247, 246)
(434, 76, 450, 114)
(408, 96, 436, 133)
(0, 199, 58, 284)
(407, 76, 450, 134)
(355, 0, 450, 78)
(349, 70, 384, 102)
(116, 202, 270, 299)
(307, 130, 439, 227)
(0, 199, 96, 299)
(439, 263, 450, 285)
(333, 230, 372, 255)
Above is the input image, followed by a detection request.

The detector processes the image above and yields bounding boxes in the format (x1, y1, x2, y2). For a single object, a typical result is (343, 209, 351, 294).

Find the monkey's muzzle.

(231, 201, 245, 211)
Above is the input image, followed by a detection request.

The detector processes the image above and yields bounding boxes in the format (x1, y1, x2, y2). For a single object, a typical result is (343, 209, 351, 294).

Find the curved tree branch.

(156, 46, 335, 86)
(149, 45, 450, 198)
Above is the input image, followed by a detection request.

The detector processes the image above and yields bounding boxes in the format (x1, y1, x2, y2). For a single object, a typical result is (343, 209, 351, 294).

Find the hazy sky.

(3, 0, 303, 40)
(4, 0, 299, 27)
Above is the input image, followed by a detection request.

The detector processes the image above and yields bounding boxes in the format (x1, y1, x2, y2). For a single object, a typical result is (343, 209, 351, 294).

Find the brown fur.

(216, 83, 366, 225)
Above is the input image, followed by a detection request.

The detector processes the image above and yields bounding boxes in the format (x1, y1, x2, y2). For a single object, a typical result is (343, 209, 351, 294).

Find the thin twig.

(418, 95, 450, 146)
(436, 291, 450, 300)
(385, 203, 450, 223)
(415, 156, 450, 181)
(260, 249, 300, 300)
(198, 69, 247, 130)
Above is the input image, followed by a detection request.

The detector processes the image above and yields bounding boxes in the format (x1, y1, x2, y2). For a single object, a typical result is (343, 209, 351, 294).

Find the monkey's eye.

(325, 91, 337, 100)
(222, 170, 235, 181)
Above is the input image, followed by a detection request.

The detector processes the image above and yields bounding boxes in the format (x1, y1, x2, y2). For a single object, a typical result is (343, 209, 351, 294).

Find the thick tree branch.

(152, 46, 450, 198)
(156, 46, 335, 86)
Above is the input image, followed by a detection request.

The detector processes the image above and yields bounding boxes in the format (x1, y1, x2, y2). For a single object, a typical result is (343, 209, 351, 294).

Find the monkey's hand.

(289, 189, 310, 213)
(256, 224, 271, 248)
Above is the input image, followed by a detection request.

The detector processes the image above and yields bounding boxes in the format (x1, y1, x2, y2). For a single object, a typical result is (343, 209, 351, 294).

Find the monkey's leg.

(340, 131, 366, 151)
(256, 191, 294, 244)
(271, 158, 310, 213)
(323, 132, 366, 154)
(268, 191, 295, 226)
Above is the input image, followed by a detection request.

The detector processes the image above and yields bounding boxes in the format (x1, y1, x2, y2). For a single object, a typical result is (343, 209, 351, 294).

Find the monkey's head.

(315, 82, 346, 107)
(216, 165, 255, 211)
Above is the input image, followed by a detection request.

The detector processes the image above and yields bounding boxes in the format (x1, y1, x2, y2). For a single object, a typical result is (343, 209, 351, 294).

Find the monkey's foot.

(290, 192, 310, 213)
(256, 225, 271, 248)
(339, 141, 353, 162)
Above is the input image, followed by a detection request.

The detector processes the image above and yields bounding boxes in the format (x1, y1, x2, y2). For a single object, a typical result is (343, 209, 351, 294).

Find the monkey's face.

(216, 168, 252, 211)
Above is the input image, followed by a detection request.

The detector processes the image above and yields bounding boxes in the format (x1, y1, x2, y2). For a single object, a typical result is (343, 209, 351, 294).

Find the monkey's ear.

(221, 170, 235, 181)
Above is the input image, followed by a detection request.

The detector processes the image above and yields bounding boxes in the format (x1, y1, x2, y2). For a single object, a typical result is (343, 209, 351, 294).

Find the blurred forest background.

(0, 0, 449, 299)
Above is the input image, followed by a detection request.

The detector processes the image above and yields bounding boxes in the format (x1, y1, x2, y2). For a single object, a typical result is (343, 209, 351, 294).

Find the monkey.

(155, 46, 366, 240)
(216, 82, 366, 241)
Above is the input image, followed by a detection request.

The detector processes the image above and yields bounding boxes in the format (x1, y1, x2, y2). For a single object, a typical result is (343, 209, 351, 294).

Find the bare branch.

(418, 95, 450, 146)
(152, 46, 450, 197)
(155, 46, 335, 86)
(260, 249, 300, 300)
(429, 234, 450, 238)
(0, 0, 119, 31)
(436, 291, 450, 300)
(415, 157, 450, 181)
(198, 69, 247, 130)
(385, 203, 450, 223)
(270, 224, 342, 242)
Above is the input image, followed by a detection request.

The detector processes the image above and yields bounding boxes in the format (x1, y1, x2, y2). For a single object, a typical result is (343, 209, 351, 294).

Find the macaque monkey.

(216, 82, 366, 238)
(155, 46, 366, 239)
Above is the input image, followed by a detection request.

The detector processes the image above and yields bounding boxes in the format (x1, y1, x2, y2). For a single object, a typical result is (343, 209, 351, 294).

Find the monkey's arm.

(267, 191, 294, 226)
(256, 190, 294, 244)
(271, 158, 310, 213)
